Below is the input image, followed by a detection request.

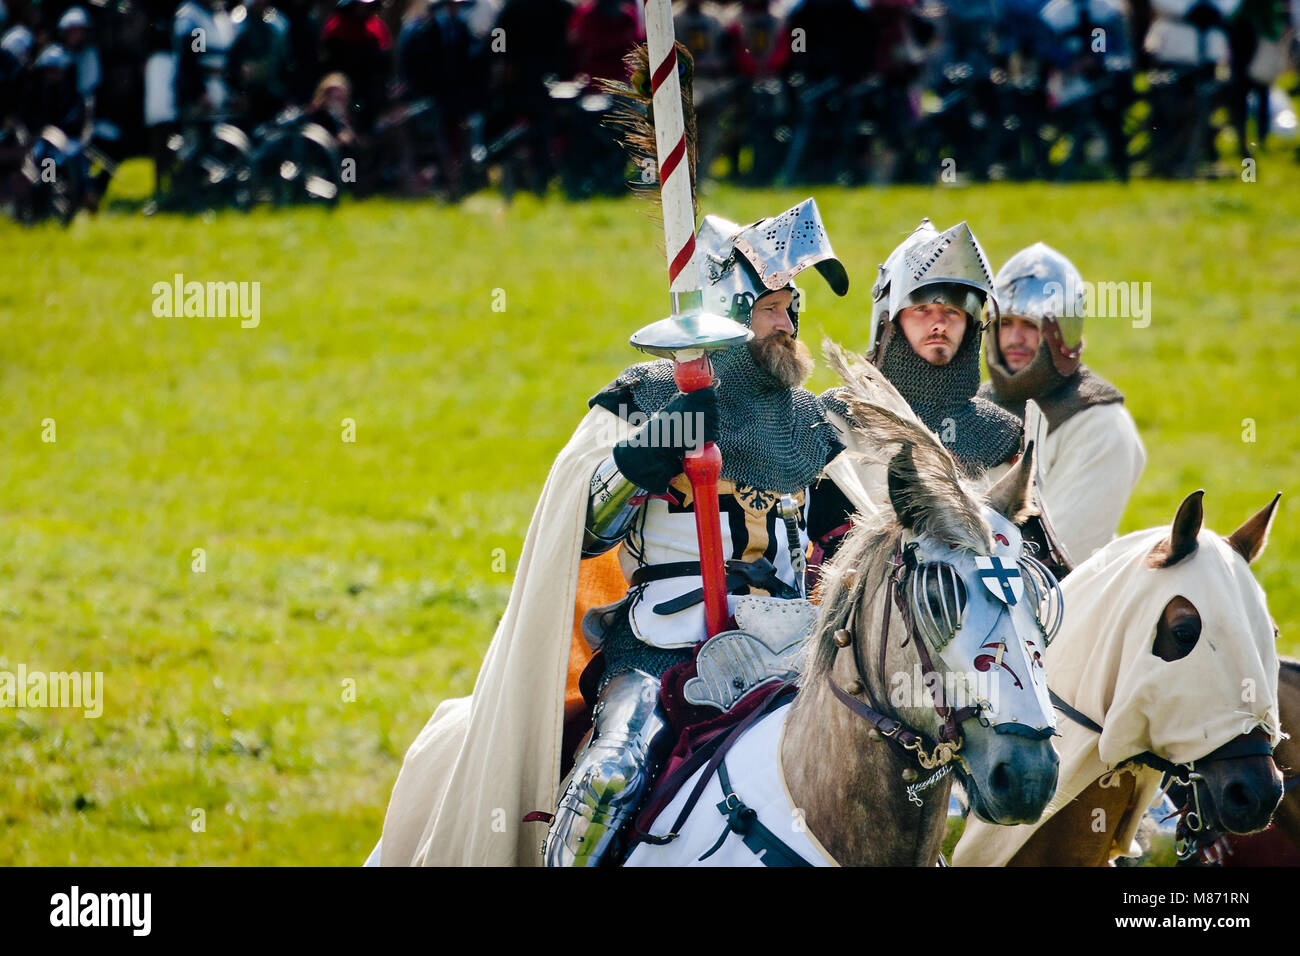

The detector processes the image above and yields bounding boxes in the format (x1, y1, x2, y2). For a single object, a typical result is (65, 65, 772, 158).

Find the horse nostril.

(989, 761, 1012, 797)
(1222, 780, 1257, 814)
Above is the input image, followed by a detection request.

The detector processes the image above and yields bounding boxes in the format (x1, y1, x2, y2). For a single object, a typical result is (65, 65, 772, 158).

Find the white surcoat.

(617, 476, 811, 649)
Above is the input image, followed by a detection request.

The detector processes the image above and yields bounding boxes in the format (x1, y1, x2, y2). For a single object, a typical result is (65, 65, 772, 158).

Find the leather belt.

(631, 558, 802, 615)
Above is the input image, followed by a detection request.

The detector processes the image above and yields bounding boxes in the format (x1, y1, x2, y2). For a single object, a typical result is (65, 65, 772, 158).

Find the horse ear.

(887, 446, 924, 531)
(986, 441, 1037, 525)
(1147, 489, 1204, 568)
(1227, 492, 1281, 564)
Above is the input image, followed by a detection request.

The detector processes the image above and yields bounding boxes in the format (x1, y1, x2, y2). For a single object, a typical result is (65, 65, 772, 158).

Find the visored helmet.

(988, 241, 1086, 377)
(699, 197, 849, 334)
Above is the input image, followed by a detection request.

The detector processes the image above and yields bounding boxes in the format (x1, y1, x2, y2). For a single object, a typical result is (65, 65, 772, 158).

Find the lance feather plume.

(599, 41, 699, 218)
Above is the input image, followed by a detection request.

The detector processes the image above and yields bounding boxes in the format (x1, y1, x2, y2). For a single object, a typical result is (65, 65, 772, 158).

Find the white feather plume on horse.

(820, 338, 994, 555)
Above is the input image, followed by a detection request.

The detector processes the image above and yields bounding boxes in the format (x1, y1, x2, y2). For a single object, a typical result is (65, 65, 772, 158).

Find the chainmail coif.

(980, 344, 1125, 433)
(823, 321, 1021, 476)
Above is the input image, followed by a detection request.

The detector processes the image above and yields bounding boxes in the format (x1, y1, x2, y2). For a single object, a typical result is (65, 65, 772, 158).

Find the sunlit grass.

(2, 153, 1297, 863)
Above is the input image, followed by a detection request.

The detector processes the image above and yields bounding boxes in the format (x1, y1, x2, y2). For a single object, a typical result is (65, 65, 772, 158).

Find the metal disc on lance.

(627, 300, 746, 642)
(629, 306, 751, 361)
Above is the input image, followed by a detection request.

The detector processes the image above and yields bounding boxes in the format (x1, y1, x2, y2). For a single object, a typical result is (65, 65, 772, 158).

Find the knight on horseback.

(813, 219, 1022, 571)
(541, 198, 852, 866)
(836, 218, 1023, 479)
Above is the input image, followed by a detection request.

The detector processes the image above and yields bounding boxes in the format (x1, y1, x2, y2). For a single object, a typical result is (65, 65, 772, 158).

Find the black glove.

(612, 387, 720, 495)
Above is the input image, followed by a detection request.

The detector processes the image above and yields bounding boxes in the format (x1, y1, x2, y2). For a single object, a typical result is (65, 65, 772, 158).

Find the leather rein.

(826, 543, 980, 772)
(1049, 688, 1275, 855)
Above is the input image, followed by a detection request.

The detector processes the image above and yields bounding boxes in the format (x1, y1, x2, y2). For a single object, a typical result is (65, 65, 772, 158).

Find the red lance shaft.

(628, 0, 750, 639)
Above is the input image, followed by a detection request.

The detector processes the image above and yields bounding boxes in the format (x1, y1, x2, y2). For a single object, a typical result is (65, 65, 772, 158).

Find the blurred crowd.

(0, 0, 1297, 219)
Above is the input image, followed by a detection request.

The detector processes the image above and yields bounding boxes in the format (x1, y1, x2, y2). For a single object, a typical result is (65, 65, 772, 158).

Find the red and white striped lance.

(642, 0, 699, 310)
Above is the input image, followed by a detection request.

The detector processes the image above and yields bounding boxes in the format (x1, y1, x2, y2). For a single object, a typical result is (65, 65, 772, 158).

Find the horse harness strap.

(1050, 687, 1276, 861)
(695, 757, 813, 867)
(633, 682, 796, 848)
(1048, 688, 1186, 779)
(1048, 688, 1274, 782)
(828, 544, 975, 770)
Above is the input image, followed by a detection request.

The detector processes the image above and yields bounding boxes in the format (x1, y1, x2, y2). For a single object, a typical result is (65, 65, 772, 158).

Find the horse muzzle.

(960, 726, 1059, 826)
(1196, 755, 1283, 835)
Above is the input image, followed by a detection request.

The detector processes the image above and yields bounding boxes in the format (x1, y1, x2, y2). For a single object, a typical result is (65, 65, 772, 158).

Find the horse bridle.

(826, 543, 981, 772)
(1049, 690, 1275, 859)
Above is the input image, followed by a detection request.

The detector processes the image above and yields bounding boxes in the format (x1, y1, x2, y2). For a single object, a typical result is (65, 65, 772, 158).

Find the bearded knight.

(541, 198, 854, 865)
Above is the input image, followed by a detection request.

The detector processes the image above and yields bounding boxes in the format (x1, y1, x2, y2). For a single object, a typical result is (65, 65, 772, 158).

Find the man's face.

(750, 288, 794, 339)
(747, 289, 812, 388)
(997, 313, 1040, 372)
(897, 302, 967, 365)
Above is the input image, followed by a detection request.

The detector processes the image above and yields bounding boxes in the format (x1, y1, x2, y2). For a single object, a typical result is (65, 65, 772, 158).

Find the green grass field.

(2, 156, 1297, 865)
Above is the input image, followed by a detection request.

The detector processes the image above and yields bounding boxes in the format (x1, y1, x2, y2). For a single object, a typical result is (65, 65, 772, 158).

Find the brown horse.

(953, 489, 1285, 866)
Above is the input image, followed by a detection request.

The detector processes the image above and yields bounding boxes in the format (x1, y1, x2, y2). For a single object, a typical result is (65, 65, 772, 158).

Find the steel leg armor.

(542, 669, 672, 866)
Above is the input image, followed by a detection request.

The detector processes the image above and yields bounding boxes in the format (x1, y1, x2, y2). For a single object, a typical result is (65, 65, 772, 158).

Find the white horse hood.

(1054, 526, 1281, 767)
(953, 520, 1281, 867)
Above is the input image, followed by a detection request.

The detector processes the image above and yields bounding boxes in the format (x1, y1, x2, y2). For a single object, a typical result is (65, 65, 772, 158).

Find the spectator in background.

(428, 0, 489, 120)
(492, 0, 572, 188)
(396, 0, 440, 102)
(58, 6, 101, 101)
(1228, 0, 1289, 155)
(321, 0, 392, 131)
(173, 0, 240, 119)
(861, 0, 928, 182)
(91, 0, 151, 156)
(1144, 0, 1239, 175)
(0, 24, 33, 118)
(730, 0, 789, 80)
(141, 0, 179, 193)
(228, 0, 291, 125)
(675, 0, 731, 176)
(785, 0, 867, 83)
(307, 69, 359, 146)
(676, 0, 729, 80)
(280, 0, 322, 103)
(568, 0, 641, 87)
(22, 44, 86, 136)
(0, 22, 33, 189)
(494, 0, 571, 94)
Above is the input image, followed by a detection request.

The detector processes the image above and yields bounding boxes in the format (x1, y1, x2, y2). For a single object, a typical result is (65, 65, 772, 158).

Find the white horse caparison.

(626, 348, 1062, 866)
(953, 489, 1284, 866)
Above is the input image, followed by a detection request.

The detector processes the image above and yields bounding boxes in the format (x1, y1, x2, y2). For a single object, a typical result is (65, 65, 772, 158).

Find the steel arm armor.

(582, 455, 646, 557)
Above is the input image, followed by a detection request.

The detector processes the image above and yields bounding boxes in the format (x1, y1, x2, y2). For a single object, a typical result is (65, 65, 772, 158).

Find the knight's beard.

(748, 332, 814, 388)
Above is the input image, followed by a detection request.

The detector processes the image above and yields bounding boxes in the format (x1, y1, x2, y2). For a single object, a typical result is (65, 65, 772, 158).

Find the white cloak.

(1036, 403, 1146, 563)
(377, 405, 633, 866)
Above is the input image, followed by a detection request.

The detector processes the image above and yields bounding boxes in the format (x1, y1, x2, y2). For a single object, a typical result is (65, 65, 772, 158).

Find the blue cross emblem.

(975, 555, 1023, 605)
